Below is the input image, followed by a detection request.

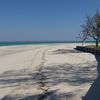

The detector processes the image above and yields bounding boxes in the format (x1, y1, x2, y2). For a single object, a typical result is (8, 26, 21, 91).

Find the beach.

(0, 43, 97, 100)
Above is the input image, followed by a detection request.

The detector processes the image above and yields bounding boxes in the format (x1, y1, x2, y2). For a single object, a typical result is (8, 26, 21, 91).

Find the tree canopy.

(81, 10, 100, 47)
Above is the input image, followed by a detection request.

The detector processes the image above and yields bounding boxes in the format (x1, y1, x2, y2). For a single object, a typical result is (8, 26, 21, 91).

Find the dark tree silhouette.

(78, 33, 88, 46)
(81, 10, 100, 47)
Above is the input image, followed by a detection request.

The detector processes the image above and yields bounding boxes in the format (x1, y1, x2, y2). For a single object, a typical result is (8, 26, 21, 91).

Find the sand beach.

(0, 43, 97, 100)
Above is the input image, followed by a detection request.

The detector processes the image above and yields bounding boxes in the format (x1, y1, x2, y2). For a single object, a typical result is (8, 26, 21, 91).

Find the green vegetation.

(85, 45, 100, 49)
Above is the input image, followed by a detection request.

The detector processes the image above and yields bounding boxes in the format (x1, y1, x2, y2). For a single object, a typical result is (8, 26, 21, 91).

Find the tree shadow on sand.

(39, 62, 96, 86)
(0, 68, 38, 88)
(1, 90, 75, 100)
(82, 77, 100, 100)
(82, 55, 100, 100)
(51, 49, 81, 54)
(0, 61, 97, 99)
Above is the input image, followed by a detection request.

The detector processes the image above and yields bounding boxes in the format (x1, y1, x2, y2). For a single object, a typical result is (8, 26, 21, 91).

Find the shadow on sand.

(1, 90, 75, 100)
(82, 76, 100, 100)
(0, 62, 96, 100)
(51, 49, 81, 54)
(82, 55, 100, 100)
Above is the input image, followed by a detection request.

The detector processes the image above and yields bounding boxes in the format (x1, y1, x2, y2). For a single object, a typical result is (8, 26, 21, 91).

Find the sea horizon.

(0, 40, 95, 46)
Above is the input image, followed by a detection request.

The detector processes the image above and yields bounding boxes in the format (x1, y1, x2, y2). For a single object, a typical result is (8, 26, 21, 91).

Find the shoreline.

(0, 41, 95, 47)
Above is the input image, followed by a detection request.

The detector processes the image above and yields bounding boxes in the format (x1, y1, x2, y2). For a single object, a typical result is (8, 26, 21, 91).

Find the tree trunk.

(96, 40, 98, 47)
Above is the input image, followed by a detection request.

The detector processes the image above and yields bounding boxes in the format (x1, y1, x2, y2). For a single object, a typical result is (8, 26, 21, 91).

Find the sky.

(0, 0, 100, 41)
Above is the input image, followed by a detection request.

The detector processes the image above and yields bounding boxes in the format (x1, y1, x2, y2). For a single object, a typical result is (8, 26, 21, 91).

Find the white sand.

(0, 43, 97, 100)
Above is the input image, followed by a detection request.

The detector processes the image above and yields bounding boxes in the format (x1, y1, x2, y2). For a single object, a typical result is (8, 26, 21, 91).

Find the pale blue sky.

(0, 0, 100, 41)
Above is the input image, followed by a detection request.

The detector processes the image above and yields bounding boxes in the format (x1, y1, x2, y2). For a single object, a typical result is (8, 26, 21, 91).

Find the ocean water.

(0, 41, 94, 46)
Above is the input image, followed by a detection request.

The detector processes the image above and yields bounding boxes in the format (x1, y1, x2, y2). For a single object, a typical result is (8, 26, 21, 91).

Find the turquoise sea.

(0, 41, 94, 46)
